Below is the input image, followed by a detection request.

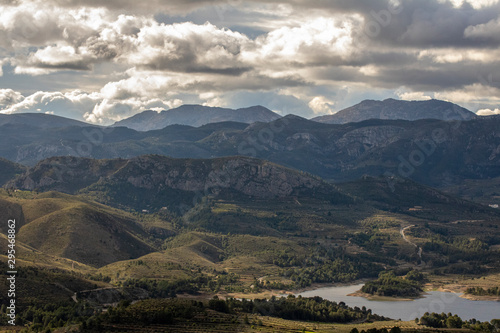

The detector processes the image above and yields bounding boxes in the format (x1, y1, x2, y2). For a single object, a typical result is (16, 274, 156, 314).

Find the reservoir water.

(298, 284, 500, 322)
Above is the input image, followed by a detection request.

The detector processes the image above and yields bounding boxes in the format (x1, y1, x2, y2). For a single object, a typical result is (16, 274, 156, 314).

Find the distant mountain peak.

(0, 113, 96, 129)
(312, 98, 476, 124)
(113, 104, 281, 131)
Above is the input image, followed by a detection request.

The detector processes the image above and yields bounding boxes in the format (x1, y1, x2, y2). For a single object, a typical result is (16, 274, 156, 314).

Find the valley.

(0, 101, 499, 332)
(0, 152, 499, 331)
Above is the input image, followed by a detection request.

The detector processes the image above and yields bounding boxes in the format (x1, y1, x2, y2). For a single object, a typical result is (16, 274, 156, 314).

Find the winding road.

(400, 225, 423, 260)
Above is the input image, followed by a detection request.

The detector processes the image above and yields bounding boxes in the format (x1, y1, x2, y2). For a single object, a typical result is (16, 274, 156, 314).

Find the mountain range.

(113, 104, 281, 131)
(1, 113, 499, 195)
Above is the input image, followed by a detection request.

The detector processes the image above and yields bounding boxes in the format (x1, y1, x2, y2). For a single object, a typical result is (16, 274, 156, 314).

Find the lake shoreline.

(223, 279, 500, 303)
(296, 282, 500, 322)
(346, 290, 423, 302)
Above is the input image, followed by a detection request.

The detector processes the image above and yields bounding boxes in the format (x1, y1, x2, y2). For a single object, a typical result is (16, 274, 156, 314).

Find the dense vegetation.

(121, 272, 240, 296)
(361, 271, 424, 297)
(2, 296, 387, 332)
(466, 286, 500, 296)
(86, 295, 387, 330)
(418, 312, 500, 332)
(350, 328, 402, 333)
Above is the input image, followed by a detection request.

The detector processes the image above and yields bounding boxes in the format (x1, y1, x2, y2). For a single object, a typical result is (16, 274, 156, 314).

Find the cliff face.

(117, 156, 323, 199)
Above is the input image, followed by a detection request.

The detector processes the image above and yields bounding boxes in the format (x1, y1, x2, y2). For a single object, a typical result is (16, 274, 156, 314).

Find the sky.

(0, 0, 499, 125)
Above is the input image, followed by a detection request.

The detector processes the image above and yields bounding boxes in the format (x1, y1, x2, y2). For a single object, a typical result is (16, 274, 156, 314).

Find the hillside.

(337, 176, 495, 220)
(0, 157, 25, 186)
(0, 113, 96, 128)
(7, 155, 352, 212)
(312, 99, 476, 124)
(113, 105, 281, 131)
(0, 191, 155, 267)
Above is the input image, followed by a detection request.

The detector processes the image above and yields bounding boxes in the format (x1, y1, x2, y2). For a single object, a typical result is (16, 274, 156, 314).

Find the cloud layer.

(0, 0, 499, 123)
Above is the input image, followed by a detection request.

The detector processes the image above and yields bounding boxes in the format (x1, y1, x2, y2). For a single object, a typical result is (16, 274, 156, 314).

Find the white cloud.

(123, 21, 251, 74)
(84, 97, 183, 123)
(465, 17, 500, 41)
(308, 96, 336, 115)
(0, 86, 185, 124)
(250, 16, 357, 67)
(0, 90, 101, 118)
(418, 49, 496, 63)
(477, 108, 500, 115)
(0, 88, 24, 108)
(396, 89, 433, 101)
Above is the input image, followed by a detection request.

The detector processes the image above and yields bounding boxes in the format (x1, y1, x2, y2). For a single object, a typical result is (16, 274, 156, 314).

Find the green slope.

(0, 191, 156, 267)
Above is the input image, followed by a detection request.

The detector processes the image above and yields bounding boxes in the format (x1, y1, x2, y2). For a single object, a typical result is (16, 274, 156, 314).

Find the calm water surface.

(298, 284, 500, 322)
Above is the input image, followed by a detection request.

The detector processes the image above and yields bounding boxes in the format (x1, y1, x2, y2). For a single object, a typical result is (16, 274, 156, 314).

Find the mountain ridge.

(312, 98, 477, 124)
(7, 154, 353, 212)
(0, 113, 99, 128)
(113, 104, 281, 131)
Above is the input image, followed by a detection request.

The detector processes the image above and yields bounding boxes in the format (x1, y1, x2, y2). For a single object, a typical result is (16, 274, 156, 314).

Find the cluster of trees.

(350, 327, 402, 333)
(79, 295, 388, 331)
(224, 295, 386, 323)
(92, 299, 202, 328)
(361, 271, 423, 297)
(121, 272, 239, 297)
(418, 312, 500, 332)
(91, 295, 385, 327)
(284, 257, 381, 288)
(275, 246, 383, 288)
(0, 301, 94, 331)
(466, 286, 500, 296)
(422, 235, 495, 269)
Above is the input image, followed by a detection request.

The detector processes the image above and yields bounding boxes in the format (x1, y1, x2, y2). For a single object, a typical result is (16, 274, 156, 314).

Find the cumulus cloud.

(0, 87, 186, 124)
(477, 108, 500, 115)
(124, 21, 252, 75)
(308, 96, 336, 114)
(85, 97, 184, 123)
(0, 88, 24, 108)
(249, 16, 357, 67)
